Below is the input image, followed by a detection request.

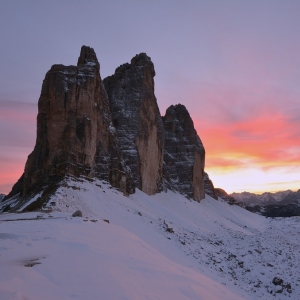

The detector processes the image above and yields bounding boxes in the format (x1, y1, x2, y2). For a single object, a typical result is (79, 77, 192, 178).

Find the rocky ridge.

(2, 46, 216, 212)
(231, 190, 300, 217)
(215, 188, 237, 205)
(232, 190, 293, 205)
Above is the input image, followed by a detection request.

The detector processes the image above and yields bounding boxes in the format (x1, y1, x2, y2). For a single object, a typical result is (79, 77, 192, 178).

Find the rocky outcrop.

(204, 172, 218, 200)
(162, 104, 205, 201)
(104, 54, 164, 195)
(215, 188, 237, 205)
(6, 46, 133, 202)
(3, 46, 214, 211)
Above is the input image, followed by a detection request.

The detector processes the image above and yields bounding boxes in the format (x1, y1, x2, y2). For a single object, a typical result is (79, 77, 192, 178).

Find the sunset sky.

(1, 1, 300, 195)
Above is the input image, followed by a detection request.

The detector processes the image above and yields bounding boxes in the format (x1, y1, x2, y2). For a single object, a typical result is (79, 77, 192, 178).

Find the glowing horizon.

(0, 100, 299, 195)
(194, 109, 300, 194)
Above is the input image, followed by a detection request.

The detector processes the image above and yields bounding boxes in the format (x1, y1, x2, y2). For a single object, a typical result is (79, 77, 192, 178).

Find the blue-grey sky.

(1, 0, 300, 193)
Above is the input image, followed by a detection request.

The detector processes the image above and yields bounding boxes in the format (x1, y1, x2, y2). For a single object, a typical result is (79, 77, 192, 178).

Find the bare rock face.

(162, 104, 205, 201)
(103, 53, 164, 195)
(215, 188, 237, 205)
(204, 172, 218, 200)
(7, 46, 133, 200)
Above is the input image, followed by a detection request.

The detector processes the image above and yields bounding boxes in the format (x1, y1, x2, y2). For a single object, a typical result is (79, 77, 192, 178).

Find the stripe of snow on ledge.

(17, 192, 43, 212)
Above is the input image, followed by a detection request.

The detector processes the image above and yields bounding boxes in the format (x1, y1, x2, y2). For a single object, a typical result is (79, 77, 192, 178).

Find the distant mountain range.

(231, 190, 300, 217)
(231, 190, 299, 205)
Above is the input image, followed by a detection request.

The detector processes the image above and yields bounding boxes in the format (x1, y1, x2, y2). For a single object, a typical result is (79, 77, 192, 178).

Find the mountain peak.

(2, 46, 211, 212)
(77, 45, 99, 67)
(130, 53, 155, 76)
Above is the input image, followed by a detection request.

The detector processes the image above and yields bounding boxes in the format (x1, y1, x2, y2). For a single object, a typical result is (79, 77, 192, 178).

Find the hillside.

(1, 177, 299, 299)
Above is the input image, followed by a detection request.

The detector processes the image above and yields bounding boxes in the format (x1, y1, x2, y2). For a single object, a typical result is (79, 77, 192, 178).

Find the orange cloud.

(1, 98, 299, 195)
(195, 111, 300, 173)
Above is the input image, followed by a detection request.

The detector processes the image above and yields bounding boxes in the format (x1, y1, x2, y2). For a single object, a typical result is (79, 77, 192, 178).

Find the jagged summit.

(2, 46, 217, 212)
(109, 53, 155, 82)
(77, 45, 99, 67)
(131, 52, 155, 75)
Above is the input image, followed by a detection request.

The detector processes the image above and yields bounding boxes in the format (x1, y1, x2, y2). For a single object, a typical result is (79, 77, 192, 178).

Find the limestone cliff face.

(104, 54, 164, 195)
(8, 46, 133, 199)
(162, 104, 205, 201)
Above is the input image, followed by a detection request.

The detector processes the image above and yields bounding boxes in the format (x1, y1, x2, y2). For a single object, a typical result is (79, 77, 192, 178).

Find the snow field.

(1, 177, 299, 299)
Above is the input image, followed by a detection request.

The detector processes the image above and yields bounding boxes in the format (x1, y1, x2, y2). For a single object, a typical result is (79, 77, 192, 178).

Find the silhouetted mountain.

(231, 190, 293, 205)
(215, 188, 238, 205)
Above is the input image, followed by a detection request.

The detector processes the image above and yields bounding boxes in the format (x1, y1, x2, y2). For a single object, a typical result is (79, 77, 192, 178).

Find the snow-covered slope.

(1, 177, 299, 299)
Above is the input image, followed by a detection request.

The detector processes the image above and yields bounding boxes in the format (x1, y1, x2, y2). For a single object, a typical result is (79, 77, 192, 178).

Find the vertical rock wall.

(162, 104, 205, 201)
(104, 54, 164, 195)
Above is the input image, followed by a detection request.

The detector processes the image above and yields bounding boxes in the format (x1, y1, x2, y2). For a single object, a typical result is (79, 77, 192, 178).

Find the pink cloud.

(0, 102, 36, 194)
(195, 110, 300, 173)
